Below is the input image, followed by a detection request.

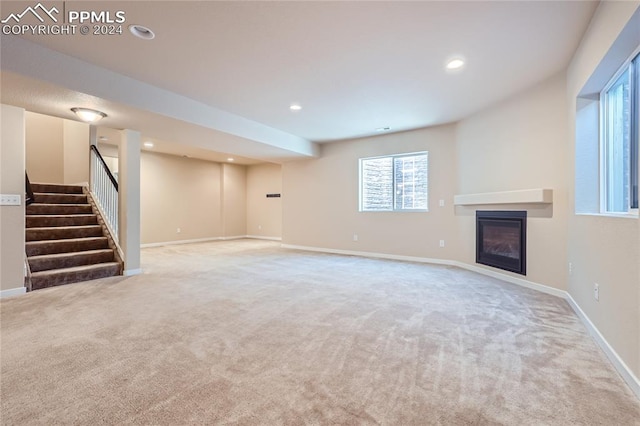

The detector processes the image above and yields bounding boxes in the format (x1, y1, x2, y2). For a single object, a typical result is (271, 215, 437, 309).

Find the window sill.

(575, 212, 639, 220)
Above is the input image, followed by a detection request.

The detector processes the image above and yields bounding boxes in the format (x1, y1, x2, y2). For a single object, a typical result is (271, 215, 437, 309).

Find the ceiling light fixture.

(129, 24, 155, 40)
(289, 104, 302, 111)
(71, 107, 106, 123)
(143, 142, 154, 148)
(445, 58, 465, 70)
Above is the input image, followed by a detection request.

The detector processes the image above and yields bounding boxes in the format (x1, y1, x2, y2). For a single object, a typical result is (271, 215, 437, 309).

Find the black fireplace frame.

(476, 210, 527, 275)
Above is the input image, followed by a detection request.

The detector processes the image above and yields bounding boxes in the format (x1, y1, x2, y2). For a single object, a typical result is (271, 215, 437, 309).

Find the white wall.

(246, 163, 282, 239)
(140, 151, 223, 244)
(566, 2, 640, 379)
(25, 111, 63, 183)
(25, 111, 89, 185)
(455, 73, 569, 290)
(140, 152, 248, 245)
(282, 125, 459, 259)
(63, 119, 90, 185)
(222, 163, 247, 238)
(0, 104, 26, 294)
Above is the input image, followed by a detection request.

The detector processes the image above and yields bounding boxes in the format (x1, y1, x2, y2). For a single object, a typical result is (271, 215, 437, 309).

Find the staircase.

(26, 183, 123, 291)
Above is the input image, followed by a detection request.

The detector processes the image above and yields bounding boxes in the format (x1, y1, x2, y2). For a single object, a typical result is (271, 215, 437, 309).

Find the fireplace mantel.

(454, 189, 553, 206)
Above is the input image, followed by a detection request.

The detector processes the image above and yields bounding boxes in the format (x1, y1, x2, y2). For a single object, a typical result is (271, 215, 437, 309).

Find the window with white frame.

(601, 51, 639, 214)
(359, 152, 428, 212)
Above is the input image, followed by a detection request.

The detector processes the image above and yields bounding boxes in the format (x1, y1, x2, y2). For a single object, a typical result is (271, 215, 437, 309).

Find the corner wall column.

(0, 104, 26, 297)
(118, 129, 141, 275)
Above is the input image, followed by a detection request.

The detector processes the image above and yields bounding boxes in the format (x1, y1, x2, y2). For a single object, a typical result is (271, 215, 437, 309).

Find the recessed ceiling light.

(289, 104, 302, 111)
(446, 58, 465, 70)
(376, 127, 391, 132)
(227, 158, 235, 162)
(71, 107, 106, 123)
(143, 142, 154, 148)
(129, 24, 155, 40)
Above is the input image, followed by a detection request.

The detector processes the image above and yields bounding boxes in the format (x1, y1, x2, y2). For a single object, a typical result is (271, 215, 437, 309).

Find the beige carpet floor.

(1, 239, 639, 425)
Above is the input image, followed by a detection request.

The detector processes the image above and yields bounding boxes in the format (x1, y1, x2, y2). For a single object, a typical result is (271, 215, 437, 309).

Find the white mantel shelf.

(454, 189, 553, 206)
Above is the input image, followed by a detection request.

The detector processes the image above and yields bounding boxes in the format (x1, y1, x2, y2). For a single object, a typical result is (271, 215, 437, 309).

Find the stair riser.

(29, 251, 115, 273)
(30, 184, 83, 194)
(31, 264, 121, 290)
(25, 183, 123, 290)
(27, 205, 93, 215)
(34, 193, 87, 204)
(26, 215, 98, 228)
(26, 226, 103, 241)
(26, 238, 109, 256)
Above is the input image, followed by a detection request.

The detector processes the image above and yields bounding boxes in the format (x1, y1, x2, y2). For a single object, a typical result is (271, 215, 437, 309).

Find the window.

(359, 152, 428, 212)
(601, 52, 639, 213)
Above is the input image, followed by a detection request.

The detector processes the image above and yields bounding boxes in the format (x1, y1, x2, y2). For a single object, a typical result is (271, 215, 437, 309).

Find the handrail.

(25, 172, 35, 205)
(90, 144, 118, 242)
(90, 145, 118, 191)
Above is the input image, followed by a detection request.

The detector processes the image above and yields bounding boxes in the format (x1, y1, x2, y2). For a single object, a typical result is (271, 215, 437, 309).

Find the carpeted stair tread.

(30, 262, 122, 290)
(26, 225, 103, 241)
(26, 214, 98, 228)
(27, 204, 93, 215)
(26, 237, 109, 256)
(24, 181, 123, 290)
(34, 193, 87, 204)
(30, 183, 83, 194)
(28, 249, 115, 273)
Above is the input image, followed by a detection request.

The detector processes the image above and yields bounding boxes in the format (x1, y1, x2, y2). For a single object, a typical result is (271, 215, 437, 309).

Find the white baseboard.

(123, 268, 142, 276)
(246, 235, 282, 241)
(450, 261, 567, 299)
(219, 235, 247, 241)
(565, 294, 640, 399)
(0, 286, 26, 298)
(141, 237, 225, 248)
(281, 244, 456, 267)
(281, 243, 639, 399)
(142, 236, 284, 248)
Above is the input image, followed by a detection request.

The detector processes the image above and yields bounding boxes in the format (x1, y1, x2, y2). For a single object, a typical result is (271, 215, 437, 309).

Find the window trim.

(598, 46, 640, 216)
(358, 151, 429, 213)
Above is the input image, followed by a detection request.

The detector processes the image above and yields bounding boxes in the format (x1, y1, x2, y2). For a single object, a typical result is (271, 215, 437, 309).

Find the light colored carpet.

(1, 239, 638, 425)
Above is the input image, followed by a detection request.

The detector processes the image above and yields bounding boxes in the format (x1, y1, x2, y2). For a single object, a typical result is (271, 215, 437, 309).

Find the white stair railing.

(90, 145, 118, 241)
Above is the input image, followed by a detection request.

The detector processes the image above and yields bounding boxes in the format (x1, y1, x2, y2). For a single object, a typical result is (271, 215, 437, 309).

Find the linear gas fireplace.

(476, 211, 527, 275)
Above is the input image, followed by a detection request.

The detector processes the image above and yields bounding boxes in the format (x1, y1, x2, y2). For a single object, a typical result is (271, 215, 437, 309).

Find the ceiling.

(0, 1, 598, 163)
(94, 127, 261, 165)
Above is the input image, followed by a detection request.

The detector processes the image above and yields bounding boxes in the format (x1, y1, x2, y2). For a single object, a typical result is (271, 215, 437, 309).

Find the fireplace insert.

(476, 211, 526, 275)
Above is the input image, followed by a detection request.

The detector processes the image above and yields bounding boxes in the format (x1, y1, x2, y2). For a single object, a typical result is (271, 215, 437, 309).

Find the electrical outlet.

(176, 228, 181, 234)
(258, 225, 262, 230)
(594, 283, 599, 301)
(0, 194, 21, 206)
(439, 199, 445, 207)
(569, 262, 573, 275)
(439, 240, 445, 248)
(353, 234, 358, 242)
